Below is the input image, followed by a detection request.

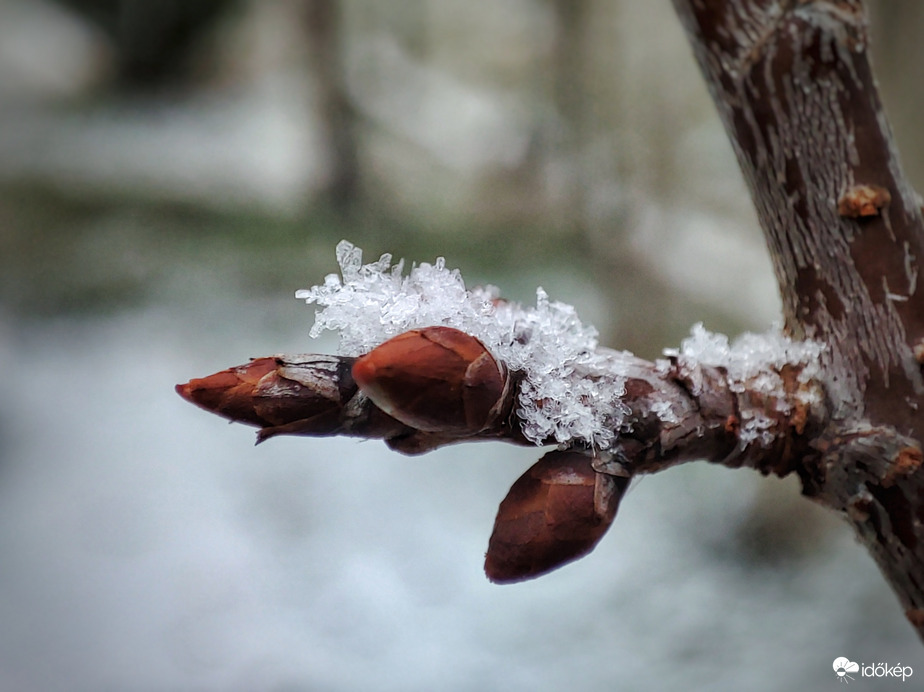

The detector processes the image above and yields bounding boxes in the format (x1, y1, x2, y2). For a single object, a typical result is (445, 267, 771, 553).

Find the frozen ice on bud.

(352, 327, 507, 434)
(297, 241, 629, 448)
(649, 400, 679, 424)
(336, 239, 364, 276)
(485, 449, 629, 583)
(296, 241, 487, 352)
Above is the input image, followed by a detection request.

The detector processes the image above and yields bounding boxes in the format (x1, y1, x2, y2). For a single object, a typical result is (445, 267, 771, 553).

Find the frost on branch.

(296, 240, 630, 448)
(662, 324, 825, 447)
(293, 241, 828, 452)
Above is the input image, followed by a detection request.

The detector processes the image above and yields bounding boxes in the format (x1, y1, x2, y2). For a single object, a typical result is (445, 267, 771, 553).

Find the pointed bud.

(351, 327, 507, 434)
(485, 449, 629, 583)
(176, 357, 280, 427)
(175, 355, 350, 434)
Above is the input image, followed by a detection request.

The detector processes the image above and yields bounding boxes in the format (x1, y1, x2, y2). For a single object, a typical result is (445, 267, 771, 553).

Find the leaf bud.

(485, 449, 629, 583)
(351, 327, 507, 434)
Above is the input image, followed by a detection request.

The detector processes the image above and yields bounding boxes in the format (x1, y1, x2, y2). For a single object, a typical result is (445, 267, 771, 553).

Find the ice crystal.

(296, 241, 628, 448)
(662, 323, 824, 446)
(649, 400, 679, 425)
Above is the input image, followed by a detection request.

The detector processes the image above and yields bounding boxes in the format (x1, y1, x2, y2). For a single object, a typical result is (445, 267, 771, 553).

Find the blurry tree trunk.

(866, 1, 924, 192)
(549, 1, 702, 359)
(302, 0, 360, 214)
(672, 0, 924, 636)
(54, 0, 235, 89)
(549, 0, 590, 236)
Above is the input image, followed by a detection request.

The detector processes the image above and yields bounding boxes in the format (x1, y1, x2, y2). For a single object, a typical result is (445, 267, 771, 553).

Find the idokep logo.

(833, 658, 860, 683)
(833, 657, 913, 683)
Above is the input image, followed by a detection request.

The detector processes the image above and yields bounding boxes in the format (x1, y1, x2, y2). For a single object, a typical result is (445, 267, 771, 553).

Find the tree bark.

(671, 0, 924, 636)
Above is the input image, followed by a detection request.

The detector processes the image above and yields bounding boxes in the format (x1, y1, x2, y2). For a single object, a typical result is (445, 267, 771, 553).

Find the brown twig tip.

(837, 184, 892, 218)
(485, 449, 630, 584)
(176, 355, 360, 439)
(176, 357, 280, 427)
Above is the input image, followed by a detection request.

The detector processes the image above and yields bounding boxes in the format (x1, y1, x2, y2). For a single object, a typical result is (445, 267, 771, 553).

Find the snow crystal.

(662, 323, 825, 446)
(296, 240, 629, 448)
(649, 400, 679, 425)
(296, 245, 824, 451)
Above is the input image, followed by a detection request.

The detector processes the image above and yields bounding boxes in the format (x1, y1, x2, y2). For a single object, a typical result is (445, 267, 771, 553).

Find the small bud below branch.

(352, 327, 508, 434)
(485, 449, 629, 583)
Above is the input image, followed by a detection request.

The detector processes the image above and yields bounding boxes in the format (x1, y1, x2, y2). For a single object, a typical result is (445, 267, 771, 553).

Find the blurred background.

(1, 1, 923, 690)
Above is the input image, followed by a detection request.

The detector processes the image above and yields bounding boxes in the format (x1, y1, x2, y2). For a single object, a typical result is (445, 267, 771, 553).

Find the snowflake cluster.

(297, 242, 825, 450)
(296, 241, 628, 448)
(661, 323, 825, 446)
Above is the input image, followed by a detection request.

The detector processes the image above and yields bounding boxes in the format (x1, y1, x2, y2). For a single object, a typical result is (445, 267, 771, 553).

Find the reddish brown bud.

(176, 355, 351, 435)
(176, 357, 281, 427)
(352, 327, 507, 434)
(485, 449, 629, 583)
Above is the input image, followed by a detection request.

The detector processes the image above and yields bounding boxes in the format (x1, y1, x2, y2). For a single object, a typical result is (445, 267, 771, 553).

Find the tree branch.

(176, 0, 924, 641)
(672, 0, 924, 428)
(176, 344, 822, 469)
(177, 325, 827, 584)
(671, 0, 924, 637)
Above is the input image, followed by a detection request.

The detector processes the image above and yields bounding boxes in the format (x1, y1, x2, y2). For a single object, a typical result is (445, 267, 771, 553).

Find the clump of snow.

(296, 240, 629, 448)
(296, 244, 825, 450)
(661, 323, 825, 446)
